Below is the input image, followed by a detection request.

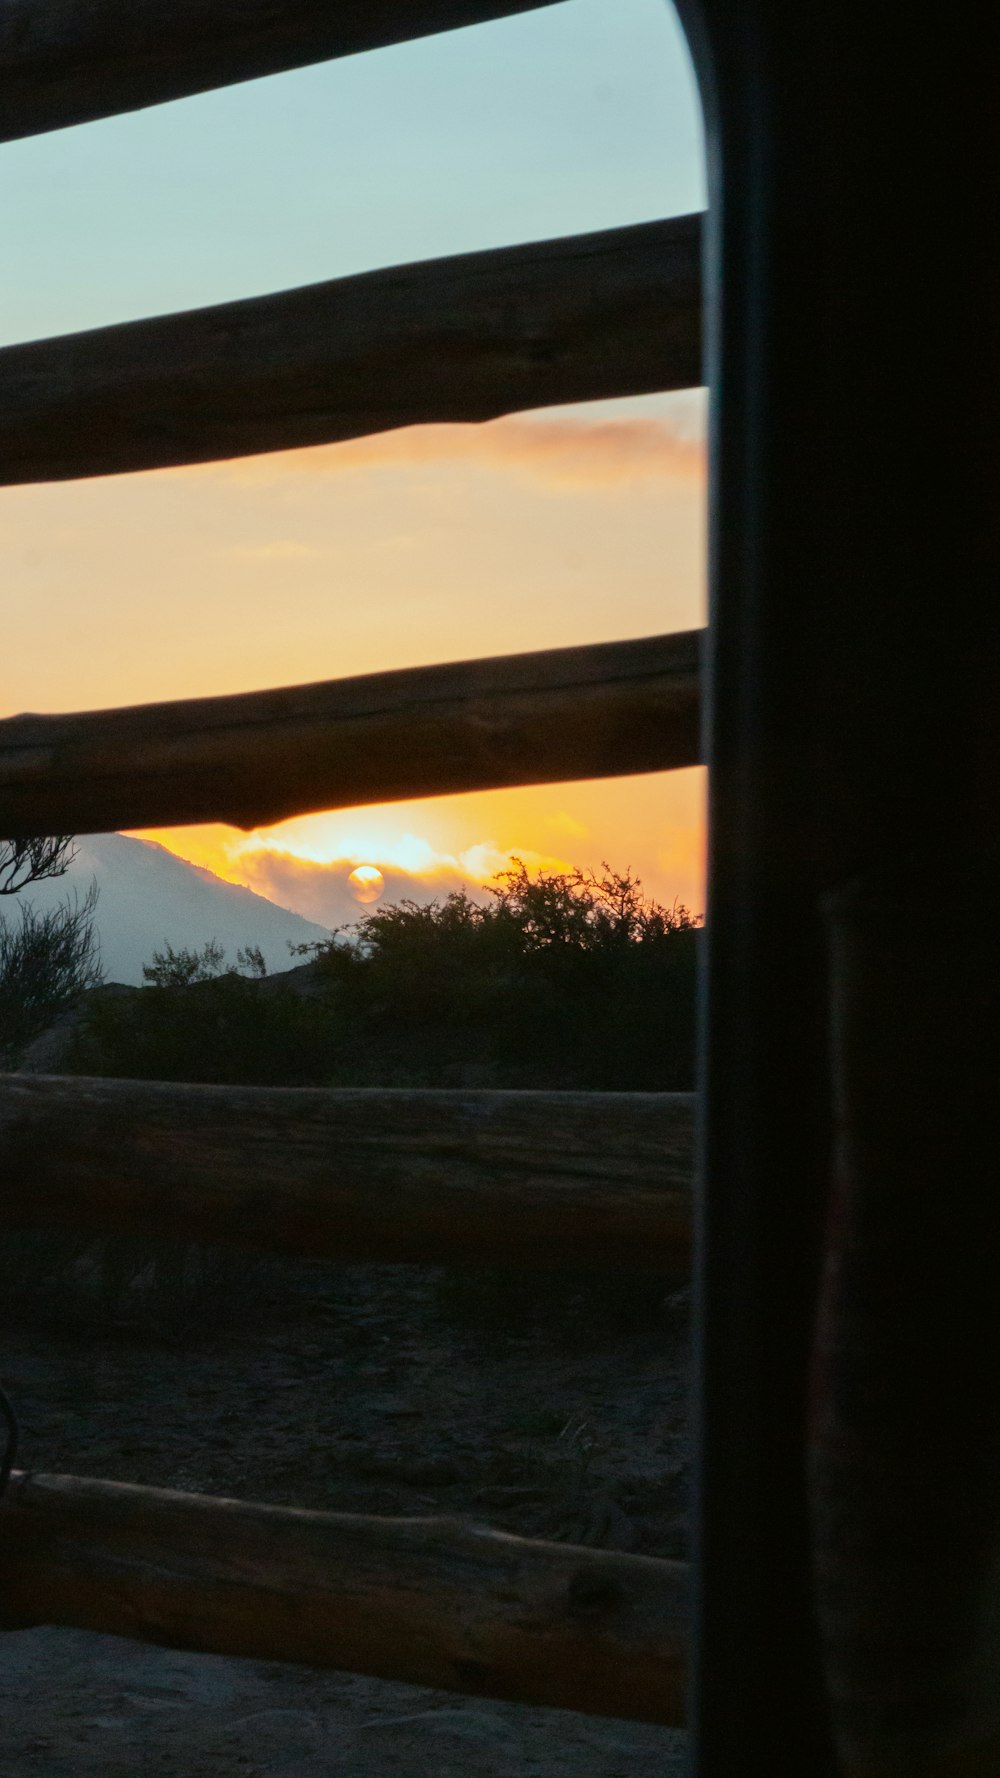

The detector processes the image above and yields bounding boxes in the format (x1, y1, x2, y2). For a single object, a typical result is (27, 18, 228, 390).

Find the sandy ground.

(0, 1251, 690, 1776)
(2, 1630, 687, 1777)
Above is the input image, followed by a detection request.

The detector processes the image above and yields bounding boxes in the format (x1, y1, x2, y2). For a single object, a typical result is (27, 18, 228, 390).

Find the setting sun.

(348, 865, 385, 905)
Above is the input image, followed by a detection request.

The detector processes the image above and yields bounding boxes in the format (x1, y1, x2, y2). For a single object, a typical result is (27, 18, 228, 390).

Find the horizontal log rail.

(0, 1470, 687, 1724)
(1, 2, 569, 144)
(0, 629, 702, 839)
(0, 1080, 694, 1273)
(0, 215, 703, 486)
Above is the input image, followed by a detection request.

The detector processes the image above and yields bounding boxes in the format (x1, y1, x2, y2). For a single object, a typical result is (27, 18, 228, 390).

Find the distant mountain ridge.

(14, 832, 330, 985)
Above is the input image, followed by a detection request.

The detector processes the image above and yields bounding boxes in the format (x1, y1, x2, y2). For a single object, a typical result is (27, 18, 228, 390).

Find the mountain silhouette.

(14, 832, 330, 985)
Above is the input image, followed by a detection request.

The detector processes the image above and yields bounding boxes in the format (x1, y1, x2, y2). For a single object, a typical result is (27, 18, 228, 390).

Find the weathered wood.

(1, 2, 568, 144)
(0, 1080, 694, 1273)
(0, 1470, 688, 1724)
(0, 216, 703, 486)
(0, 630, 702, 839)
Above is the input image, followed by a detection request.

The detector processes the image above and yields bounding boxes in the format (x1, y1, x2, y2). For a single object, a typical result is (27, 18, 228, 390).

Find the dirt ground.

(0, 1253, 691, 1776)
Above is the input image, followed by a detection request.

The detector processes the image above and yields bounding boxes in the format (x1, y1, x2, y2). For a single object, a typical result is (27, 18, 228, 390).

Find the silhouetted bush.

(0, 883, 102, 1066)
(69, 944, 344, 1087)
(69, 862, 699, 1093)
(298, 860, 700, 1091)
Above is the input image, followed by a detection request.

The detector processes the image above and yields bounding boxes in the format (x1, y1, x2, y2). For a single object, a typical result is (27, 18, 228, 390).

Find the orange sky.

(4, 395, 707, 924)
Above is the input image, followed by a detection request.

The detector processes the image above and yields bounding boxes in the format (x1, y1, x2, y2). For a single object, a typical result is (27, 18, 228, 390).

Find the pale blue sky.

(0, 0, 704, 344)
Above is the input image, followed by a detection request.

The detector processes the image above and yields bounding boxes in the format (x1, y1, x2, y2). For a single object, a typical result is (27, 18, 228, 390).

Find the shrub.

(296, 861, 700, 1091)
(0, 882, 102, 1066)
(69, 944, 343, 1087)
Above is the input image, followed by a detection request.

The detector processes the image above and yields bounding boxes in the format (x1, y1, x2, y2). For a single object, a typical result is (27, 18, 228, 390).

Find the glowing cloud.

(144, 822, 571, 932)
(201, 414, 706, 493)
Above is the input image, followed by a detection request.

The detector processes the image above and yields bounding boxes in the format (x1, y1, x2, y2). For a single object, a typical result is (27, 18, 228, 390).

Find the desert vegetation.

(0, 834, 103, 1068)
(66, 860, 700, 1093)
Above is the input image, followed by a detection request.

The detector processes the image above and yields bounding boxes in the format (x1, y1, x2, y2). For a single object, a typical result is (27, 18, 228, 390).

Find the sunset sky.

(1, 0, 707, 925)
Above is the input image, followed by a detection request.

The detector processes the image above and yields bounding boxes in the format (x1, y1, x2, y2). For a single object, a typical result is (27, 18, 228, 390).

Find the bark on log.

(0, 630, 702, 839)
(0, 1079, 694, 1273)
(0, 1470, 688, 1725)
(0, 216, 703, 486)
(1, 2, 568, 144)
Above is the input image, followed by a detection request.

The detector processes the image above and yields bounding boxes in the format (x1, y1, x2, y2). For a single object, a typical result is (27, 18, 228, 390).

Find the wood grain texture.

(1, 1, 567, 143)
(0, 630, 702, 838)
(0, 1079, 694, 1272)
(0, 216, 703, 486)
(0, 1470, 688, 1724)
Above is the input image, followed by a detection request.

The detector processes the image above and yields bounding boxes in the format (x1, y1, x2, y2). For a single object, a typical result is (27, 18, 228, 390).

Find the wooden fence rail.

(0, 1470, 687, 1725)
(1, 1, 569, 144)
(0, 630, 702, 839)
(0, 1080, 694, 1273)
(0, 215, 703, 486)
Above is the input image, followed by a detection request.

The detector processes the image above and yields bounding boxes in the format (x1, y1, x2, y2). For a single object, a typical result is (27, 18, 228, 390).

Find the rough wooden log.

(1, 1, 568, 144)
(0, 1080, 694, 1273)
(0, 629, 702, 839)
(0, 1470, 688, 1724)
(0, 215, 703, 486)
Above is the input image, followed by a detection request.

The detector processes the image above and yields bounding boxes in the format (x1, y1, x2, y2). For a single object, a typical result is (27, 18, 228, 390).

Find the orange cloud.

(201, 415, 705, 492)
(230, 843, 571, 931)
(237, 851, 473, 930)
(135, 820, 571, 931)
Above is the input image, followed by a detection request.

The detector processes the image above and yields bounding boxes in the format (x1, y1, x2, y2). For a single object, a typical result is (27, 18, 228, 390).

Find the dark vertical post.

(674, 2, 998, 1770)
